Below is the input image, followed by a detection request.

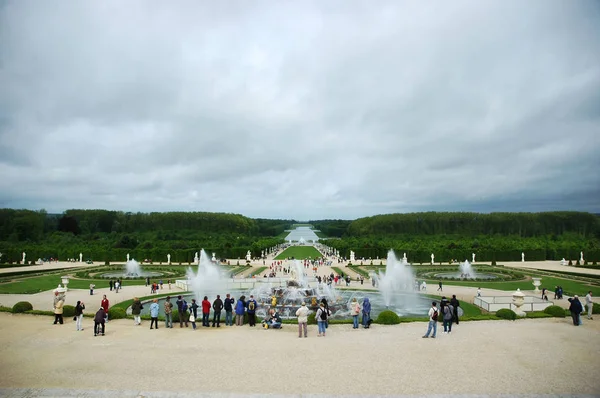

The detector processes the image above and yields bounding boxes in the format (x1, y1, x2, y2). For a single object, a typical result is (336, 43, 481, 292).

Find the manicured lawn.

(0, 275, 147, 294)
(274, 246, 322, 260)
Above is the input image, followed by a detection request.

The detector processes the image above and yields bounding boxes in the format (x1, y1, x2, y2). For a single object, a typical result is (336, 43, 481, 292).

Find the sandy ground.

(0, 312, 598, 396)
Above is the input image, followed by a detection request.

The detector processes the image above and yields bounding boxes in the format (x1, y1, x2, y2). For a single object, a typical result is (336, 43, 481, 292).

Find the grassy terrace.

(274, 246, 322, 260)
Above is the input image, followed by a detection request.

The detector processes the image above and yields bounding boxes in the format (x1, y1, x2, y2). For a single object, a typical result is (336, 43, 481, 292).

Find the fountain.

(186, 250, 227, 302)
(373, 250, 418, 310)
(126, 259, 142, 276)
(101, 259, 162, 279)
(459, 260, 476, 279)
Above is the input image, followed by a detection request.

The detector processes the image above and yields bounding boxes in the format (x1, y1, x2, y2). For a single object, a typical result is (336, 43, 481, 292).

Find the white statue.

(127, 253, 130, 262)
(472, 253, 476, 263)
(521, 252, 525, 262)
(167, 253, 171, 265)
(22, 252, 26, 263)
(79, 253, 83, 262)
(246, 250, 251, 262)
(350, 251, 356, 263)
(194, 252, 199, 263)
(560, 258, 567, 266)
(431, 253, 434, 265)
(212, 252, 216, 262)
(403, 253, 407, 262)
(580, 251, 584, 263)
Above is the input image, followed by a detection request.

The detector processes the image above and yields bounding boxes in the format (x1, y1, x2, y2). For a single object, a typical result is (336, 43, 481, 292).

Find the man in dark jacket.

(176, 295, 188, 328)
(212, 295, 224, 327)
(224, 294, 235, 326)
(246, 295, 258, 327)
(568, 296, 583, 326)
(94, 307, 106, 336)
(450, 295, 460, 325)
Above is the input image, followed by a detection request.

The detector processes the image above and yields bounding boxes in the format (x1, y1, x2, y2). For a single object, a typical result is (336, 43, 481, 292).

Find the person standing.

(246, 295, 258, 327)
(585, 291, 593, 320)
(131, 297, 142, 326)
(202, 296, 211, 327)
(235, 295, 246, 326)
(316, 302, 328, 337)
(477, 287, 482, 297)
(443, 302, 454, 334)
(149, 299, 159, 329)
(212, 294, 223, 327)
(176, 295, 188, 328)
(350, 298, 360, 329)
(164, 296, 174, 328)
(296, 302, 309, 338)
(89, 284, 95, 296)
(94, 307, 106, 336)
(450, 295, 460, 325)
(101, 295, 109, 323)
(189, 299, 199, 330)
(423, 302, 438, 338)
(568, 296, 583, 326)
(362, 297, 371, 329)
(53, 292, 64, 325)
(109, 279, 113, 291)
(145, 277, 150, 287)
(437, 281, 443, 292)
(75, 300, 85, 331)
(114, 280, 120, 293)
(224, 294, 235, 326)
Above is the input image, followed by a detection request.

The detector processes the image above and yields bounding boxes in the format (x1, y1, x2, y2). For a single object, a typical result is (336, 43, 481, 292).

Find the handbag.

(73, 316, 77, 321)
(189, 313, 195, 322)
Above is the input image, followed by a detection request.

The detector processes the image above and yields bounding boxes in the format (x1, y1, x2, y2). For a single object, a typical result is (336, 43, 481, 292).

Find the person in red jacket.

(101, 295, 109, 322)
(202, 296, 211, 327)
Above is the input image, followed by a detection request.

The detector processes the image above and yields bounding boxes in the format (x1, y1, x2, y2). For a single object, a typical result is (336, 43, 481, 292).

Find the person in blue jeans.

(317, 303, 328, 337)
(443, 303, 454, 334)
(224, 294, 235, 326)
(350, 298, 360, 329)
(423, 302, 438, 338)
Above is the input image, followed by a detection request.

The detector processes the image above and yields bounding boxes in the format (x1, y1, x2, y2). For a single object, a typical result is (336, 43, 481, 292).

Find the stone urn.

(61, 276, 70, 292)
(532, 277, 542, 293)
(512, 288, 526, 317)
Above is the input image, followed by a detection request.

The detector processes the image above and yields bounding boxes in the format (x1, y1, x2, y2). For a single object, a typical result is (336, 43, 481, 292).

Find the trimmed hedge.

(376, 310, 401, 325)
(495, 308, 517, 320)
(12, 301, 33, 313)
(108, 307, 126, 320)
(62, 305, 76, 317)
(543, 305, 566, 318)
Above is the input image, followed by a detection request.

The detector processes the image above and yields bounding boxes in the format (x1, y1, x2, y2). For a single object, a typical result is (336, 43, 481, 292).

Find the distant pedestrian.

(145, 277, 150, 287)
(149, 299, 159, 329)
(168, 279, 171, 289)
(422, 302, 438, 338)
(100, 295, 109, 323)
(202, 296, 211, 327)
(159, 280, 163, 290)
(350, 298, 360, 329)
(75, 300, 85, 331)
(437, 281, 443, 292)
(189, 299, 198, 330)
(94, 307, 106, 336)
(235, 295, 246, 326)
(585, 291, 593, 320)
(114, 280, 120, 293)
(362, 297, 371, 329)
(164, 296, 174, 328)
(109, 280, 113, 291)
(224, 294, 235, 326)
(131, 297, 142, 326)
(296, 302, 309, 338)
(89, 284, 95, 296)
(212, 295, 223, 327)
(477, 287, 481, 297)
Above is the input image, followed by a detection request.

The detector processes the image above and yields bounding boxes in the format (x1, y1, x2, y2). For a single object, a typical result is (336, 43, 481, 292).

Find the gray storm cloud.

(0, 1, 599, 219)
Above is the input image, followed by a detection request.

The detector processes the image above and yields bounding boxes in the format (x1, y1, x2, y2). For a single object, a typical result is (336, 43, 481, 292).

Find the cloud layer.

(1, 1, 599, 219)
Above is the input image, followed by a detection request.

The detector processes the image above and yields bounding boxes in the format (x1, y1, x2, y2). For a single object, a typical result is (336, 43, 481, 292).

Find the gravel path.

(0, 313, 598, 396)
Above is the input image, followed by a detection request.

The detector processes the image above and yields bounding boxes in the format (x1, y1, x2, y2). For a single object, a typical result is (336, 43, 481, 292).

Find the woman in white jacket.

(350, 298, 360, 329)
(296, 302, 309, 338)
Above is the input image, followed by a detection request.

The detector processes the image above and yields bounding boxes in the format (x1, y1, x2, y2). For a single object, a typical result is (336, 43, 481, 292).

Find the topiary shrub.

(495, 308, 517, 320)
(108, 307, 126, 320)
(12, 301, 33, 313)
(544, 305, 566, 318)
(62, 305, 76, 317)
(592, 302, 600, 315)
(376, 310, 401, 325)
(104, 261, 110, 266)
(307, 312, 316, 325)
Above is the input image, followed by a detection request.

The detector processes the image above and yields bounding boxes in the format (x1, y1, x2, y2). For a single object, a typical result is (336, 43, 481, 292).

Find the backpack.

(248, 301, 255, 311)
(182, 300, 188, 312)
(432, 309, 438, 321)
(320, 308, 327, 320)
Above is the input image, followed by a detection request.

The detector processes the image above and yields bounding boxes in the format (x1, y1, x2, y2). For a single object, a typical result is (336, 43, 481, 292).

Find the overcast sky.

(1, 1, 599, 220)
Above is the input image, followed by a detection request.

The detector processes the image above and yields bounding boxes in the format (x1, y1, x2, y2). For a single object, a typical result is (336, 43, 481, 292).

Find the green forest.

(0, 209, 598, 263)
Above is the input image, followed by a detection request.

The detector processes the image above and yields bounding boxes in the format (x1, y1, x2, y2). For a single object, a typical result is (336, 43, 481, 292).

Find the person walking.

(246, 295, 258, 327)
(212, 294, 223, 327)
(443, 302, 454, 334)
(585, 291, 593, 320)
(350, 297, 360, 329)
(202, 296, 211, 327)
(131, 297, 143, 326)
(75, 300, 85, 331)
(316, 302, 328, 337)
(450, 295, 460, 325)
(189, 298, 199, 330)
(224, 294, 235, 326)
(53, 291, 65, 325)
(114, 280, 120, 293)
(437, 281, 443, 292)
(235, 295, 246, 326)
(100, 295, 109, 323)
(94, 307, 106, 336)
(423, 302, 438, 338)
(149, 299, 159, 329)
(568, 296, 583, 326)
(164, 296, 173, 328)
(176, 295, 188, 328)
(362, 297, 371, 329)
(89, 283, 95, 296)
(296, 302, 309, 338)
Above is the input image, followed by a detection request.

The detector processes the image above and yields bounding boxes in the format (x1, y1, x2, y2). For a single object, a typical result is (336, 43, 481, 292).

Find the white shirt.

(586, 294, 593, 305)
(428, 306, 438, 321)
